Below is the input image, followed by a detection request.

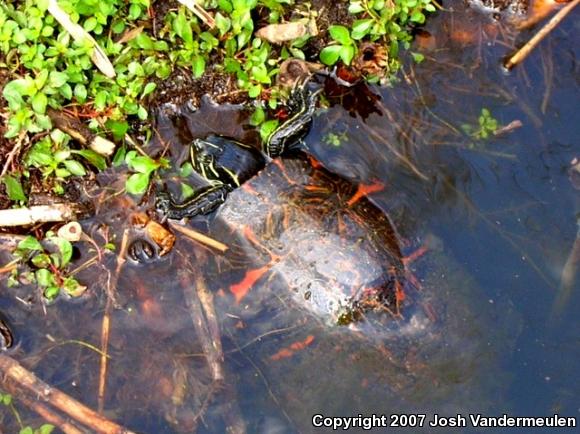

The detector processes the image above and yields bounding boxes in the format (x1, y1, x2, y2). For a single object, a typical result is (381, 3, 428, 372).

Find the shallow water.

(1, 1, 579, 433)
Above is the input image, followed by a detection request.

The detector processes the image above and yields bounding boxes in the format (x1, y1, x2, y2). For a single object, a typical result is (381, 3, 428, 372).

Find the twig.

(48, 108, 115, 156)
(176, 0, 216, 28)
(0, 204, 80, 227)
(552, 218, 580, 317)
(47, 0, 115, 78)
(97, 229, 129, 413)
(169, 221, 228, 253)
(14, 393, 85, 434)
(0, 131, 26, 177)
(0, 354, 135, 434)
(505, 0, 579, 70)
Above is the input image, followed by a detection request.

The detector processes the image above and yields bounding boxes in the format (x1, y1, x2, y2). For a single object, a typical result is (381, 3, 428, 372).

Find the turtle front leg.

(156, 183, 232, 220)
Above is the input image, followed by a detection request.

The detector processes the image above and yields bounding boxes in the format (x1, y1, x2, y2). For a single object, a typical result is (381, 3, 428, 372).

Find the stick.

(0, 204, 79, 227)
(176, 0, 216, 28)
(0, 354, 135, 434)
(15, 393, 85, 434)
(47, 0, 115, 78)
(48, 108, 115, 156)
(169, 221, 228, 253)
(552, 219, 580, 317)
(505, 0, 579, 70)
(1, 131, 26, 177)
(98, 229, 129, 413)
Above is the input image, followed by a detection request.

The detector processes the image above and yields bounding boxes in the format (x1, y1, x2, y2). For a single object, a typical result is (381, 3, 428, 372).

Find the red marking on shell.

(347, 182, 385, 207)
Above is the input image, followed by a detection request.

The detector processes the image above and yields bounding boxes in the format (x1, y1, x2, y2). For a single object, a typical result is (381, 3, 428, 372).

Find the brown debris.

(353, 42, 389, 78)
(47, 108, 115, 156)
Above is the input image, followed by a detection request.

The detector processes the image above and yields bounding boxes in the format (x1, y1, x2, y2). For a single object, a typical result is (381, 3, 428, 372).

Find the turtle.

(155, 77, 411, 326)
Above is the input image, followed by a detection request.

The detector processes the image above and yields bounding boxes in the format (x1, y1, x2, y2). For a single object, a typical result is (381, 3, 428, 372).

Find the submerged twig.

(552, 218, 580, 317)
(0, 354, 135, 434)
(97, 229, 129, 413)
(169, 221, 228, 253)
(505, 0, 579, 70)
(14, 393, 85, 434)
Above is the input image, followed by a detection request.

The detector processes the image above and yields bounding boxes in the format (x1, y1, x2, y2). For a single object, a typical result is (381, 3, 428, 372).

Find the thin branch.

(505, 0, 579, 70)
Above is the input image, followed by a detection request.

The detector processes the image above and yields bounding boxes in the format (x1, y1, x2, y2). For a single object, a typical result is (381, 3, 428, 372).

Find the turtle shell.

(211, 154, 413, 329)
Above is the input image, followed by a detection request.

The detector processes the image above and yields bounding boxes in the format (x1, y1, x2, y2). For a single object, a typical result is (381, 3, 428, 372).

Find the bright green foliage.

(323, 131, 347, 147)
(321, 0, 436, 75)
(474, 108, 499, 139)
(0, 0, 435, 200)
(320, 25, 356, 65)
(125, 150, 167, 194)
(9, 232, 85, 301)
(24, 129, 103, 193)
(461, 108, 499, 140)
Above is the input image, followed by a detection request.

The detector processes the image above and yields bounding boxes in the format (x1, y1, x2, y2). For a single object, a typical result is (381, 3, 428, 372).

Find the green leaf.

(411, 52, 425, 63)
(31, 93, 48, 114)
(54, 150, 71, 163)
(137, 105, 148, 120)
(63, 160, 86, 176)
(259, 119, 279, 142)
(106, 120, 129, 141)
(320, 45, 342, 66)
(328, 25, 351, 46)
(36, 268, 55, 287)
(74, 84, 87, 102)
(141, 82, 156, 99)
(44, 285, 60, 300)
(126, 172, 150, 195)
(248, 84, 261, 98)
(128, 155, 158, 174)
(31, 253, 51, 268)
(49, 71, 68, 88)
(339, 45, 355, 65)
(74, 150, 106, 170)
(38, 424, 55, 434)
(50, 236, 73, 266)
(3, 78, 36, 109)
(351, 19, 373, 40)
(94, 91, 107, 110)
(192, 56, 206, 78)
(348, 2, 365, 13)
(181, 183, 194, 200)
(18, 236, 43, 252)
(215, 13, 231, 36)
(250, 107, 265, 126)
(2, 175, 26, 202)
(410, 11, 425, 23)
(84, 17, 97, 32)
(174, 10, 193, 44)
